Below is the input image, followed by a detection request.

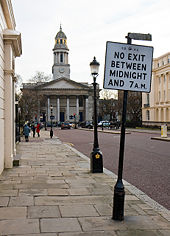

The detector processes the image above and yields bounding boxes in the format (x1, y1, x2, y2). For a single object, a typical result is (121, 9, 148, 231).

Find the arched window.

(60, 39, 62, 44)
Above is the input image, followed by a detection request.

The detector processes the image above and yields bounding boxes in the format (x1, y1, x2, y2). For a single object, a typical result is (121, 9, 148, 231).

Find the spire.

(60, 23, 62, 31)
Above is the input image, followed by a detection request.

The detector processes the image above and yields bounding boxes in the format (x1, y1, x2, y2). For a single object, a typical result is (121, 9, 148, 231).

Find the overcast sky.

(12, 0, 170, 88)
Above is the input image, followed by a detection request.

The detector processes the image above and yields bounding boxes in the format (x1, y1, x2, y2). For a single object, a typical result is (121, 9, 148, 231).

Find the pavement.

(0, 130, 170, 236)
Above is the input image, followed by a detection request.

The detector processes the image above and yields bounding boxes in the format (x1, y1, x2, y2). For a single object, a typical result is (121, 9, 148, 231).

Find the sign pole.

(112, 36, 132, 221)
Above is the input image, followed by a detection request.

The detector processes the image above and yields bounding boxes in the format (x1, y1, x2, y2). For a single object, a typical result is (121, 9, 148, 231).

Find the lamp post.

(90, 57, 103, 173)
(50, 105, 53, 138)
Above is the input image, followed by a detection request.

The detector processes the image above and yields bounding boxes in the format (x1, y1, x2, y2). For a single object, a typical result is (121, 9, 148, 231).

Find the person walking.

(23, 123, 30, 142)
(36, 123, 40, 137)
(31, 122, 36, 138)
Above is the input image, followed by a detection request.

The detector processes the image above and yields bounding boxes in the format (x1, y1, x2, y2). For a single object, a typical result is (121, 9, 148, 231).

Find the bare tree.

(99, 89, 118, 121)
(15, 74, 23, 94)
(100, 89, 117, 100)
(28, 71, 52, 83)
(118, 91, 142, 126)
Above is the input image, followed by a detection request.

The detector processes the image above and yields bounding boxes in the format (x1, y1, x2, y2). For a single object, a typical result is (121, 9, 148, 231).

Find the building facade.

(22, 27, 96, 124)
(142, 52, 170, 127)
(0, 0, 22, 174)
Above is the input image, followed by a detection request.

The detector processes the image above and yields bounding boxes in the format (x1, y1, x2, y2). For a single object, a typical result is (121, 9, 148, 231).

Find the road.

(54, 128, 170, 210)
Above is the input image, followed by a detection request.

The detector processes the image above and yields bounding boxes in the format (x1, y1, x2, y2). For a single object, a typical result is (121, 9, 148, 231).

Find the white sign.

(103, 42, 153, 92)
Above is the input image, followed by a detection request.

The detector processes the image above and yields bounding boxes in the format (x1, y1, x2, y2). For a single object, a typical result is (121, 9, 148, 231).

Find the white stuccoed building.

(142, 52, 170, 127)
(0, 0, 22, 174)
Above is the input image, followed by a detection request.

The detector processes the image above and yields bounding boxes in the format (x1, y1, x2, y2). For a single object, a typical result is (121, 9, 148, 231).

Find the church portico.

(41, 93, 92, 123)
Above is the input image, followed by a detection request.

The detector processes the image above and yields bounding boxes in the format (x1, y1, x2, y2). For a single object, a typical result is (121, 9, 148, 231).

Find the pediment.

(38, 78, 90, 90)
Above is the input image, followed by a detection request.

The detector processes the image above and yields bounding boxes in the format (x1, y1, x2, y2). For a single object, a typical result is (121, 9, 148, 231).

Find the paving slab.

(0, 207, 27, 219)
(0, 219, 40, 235)
(59, 232, 117, 236)
(40, 218, 82, 233)
(59, 204, 99, 217)
(28, 205, 61, 218)
(0, 196, 9, 206)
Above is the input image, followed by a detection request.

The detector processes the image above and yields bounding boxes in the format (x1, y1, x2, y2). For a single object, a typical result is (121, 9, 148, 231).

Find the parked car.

(79, 121, 93, 129)
(98, 121, 110, 127)
(109, 120, 120, 129)
(61, 122, 71, 129)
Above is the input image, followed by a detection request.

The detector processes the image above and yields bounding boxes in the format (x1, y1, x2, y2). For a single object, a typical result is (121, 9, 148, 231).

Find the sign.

(127, 33, 152, 41)
(50, 115, 55, 120)
(104, 42, 153, 92)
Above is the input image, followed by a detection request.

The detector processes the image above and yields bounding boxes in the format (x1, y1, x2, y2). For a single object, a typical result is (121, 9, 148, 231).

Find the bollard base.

(90, 148, 103, 173)
(50, 130, 53, 138)
(112, 180, 125, 221)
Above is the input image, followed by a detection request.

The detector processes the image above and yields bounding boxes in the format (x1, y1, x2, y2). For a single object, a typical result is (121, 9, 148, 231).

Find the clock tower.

(52, 25, 70, 80)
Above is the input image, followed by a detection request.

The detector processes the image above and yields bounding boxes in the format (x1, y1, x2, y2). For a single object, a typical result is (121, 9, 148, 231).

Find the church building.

(22, 26, 98, 123)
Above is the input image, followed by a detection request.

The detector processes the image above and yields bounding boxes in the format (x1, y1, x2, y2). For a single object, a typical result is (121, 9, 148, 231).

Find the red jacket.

(36, 123, 40, 133)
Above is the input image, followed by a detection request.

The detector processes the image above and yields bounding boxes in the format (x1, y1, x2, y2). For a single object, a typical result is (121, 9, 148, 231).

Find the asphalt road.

(54, 128, 170, 210)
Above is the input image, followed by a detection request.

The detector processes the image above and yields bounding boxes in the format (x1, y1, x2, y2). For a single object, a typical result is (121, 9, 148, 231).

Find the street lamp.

(90, 57, 103, 173)
(50, 105, 53, 138)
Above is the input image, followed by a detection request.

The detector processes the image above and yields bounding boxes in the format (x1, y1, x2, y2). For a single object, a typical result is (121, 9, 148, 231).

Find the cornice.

(3, 29, 22, 57)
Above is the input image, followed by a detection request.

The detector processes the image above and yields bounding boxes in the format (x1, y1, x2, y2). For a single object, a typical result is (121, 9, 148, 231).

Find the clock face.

(59, 68, 64, 73)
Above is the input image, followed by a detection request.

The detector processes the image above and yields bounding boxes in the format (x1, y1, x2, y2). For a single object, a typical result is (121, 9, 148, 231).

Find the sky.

(12, 0, 170, 88)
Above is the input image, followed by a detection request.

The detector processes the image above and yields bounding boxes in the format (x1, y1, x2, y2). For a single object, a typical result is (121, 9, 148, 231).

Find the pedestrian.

(23, 123, 30, 142)
(36, 123, 40, 137)
(31, 122, 36, 138)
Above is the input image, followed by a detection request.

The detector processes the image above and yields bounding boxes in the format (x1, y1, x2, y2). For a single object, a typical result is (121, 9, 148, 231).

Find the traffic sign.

(104, 41, 153, 92)
(50, 115, 55, 120)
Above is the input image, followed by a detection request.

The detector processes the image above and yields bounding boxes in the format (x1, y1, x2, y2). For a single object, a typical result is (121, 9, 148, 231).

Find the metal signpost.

(50, 105, 54, 138)
(103, 33, 153, 221)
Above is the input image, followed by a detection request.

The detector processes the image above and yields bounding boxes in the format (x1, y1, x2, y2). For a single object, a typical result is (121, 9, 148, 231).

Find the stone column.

(13, 78, 16, 156)
(3, 29, 22, 172)
(57, 97, 60, 122)
(67, 96, 70, 120)
(4, 44, 14, 169)
(85, 96, 89, 121)
(163, 108, 166, 122)
(76, 96, 79, 116)
(47, 97, 50, 122)
(158, 108, 161, 122)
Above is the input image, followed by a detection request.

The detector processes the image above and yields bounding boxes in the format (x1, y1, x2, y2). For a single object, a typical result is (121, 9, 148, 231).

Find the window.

(60, 53, 63, 63)
(146, 110, 150, 120)
(79, 96, 83, 107)
(146, 94, 150, 105)
(164, 90, 166, 100)
(60, 39, 62, 44)
(159, 77, 161, 84)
